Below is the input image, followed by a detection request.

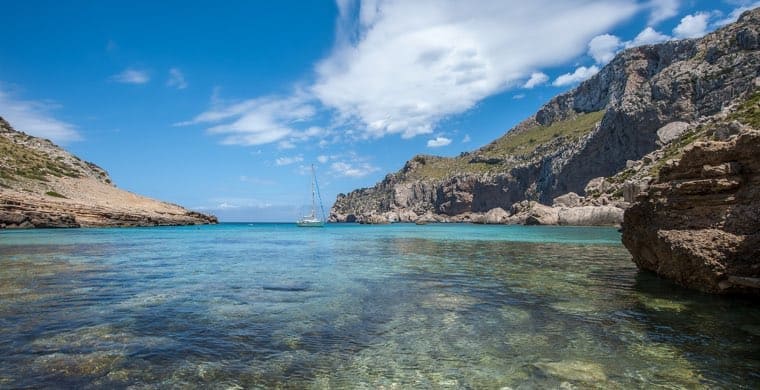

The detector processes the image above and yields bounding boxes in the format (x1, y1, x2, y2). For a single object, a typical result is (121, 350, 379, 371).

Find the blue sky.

(0, 0, 755, 221)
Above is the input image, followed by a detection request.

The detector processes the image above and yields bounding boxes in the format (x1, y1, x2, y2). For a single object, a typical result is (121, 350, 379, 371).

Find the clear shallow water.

(0, 223, 758, 388)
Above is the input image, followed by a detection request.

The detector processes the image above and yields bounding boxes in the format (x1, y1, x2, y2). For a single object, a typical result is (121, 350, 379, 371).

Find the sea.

(0, 223, 758, 388)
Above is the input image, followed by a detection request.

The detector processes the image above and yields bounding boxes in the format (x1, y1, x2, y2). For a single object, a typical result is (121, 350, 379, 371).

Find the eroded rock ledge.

(622, 130, 760, 295)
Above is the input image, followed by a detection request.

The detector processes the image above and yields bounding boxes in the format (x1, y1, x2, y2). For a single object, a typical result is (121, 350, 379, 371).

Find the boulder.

(552, 192, 583, 208)
(524, 204, 559, 225)
(656, 121, 690, 145)
(483, 207, 510, 224)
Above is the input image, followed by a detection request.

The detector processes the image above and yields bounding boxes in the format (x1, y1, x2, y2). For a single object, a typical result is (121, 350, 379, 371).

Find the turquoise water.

(1, 223, 758, 388)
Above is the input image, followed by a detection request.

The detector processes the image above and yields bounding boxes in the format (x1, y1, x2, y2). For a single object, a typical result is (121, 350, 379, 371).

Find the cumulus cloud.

(523, 72, 549, 89)
(110, 68, 149, 84)
(0, 87, 81, 143)
(275, 155, 304, 166)
(627, 27, 671, 47)
(311, 0, 639, 138)
(183, 0, 644, 145)
(167, 68, 188, 89)
(178, 91, 318, 146)
(330, 161, 379, 178)
(645, 0, 680, 25)
(672, 12, 710, 39)
(427, 136, 452, 148)
(552, 65, 600, 87)
(588, 34, 623, 64)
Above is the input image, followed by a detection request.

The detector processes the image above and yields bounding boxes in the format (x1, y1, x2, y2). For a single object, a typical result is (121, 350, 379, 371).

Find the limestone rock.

(622, 130, 760, 295)
(657, 122, 690, 145)
(557, 206, 624, 226)
(552, 192, 583, 208)
(622, 177, 652, 203)
(356, 212, 390, 224)
(483, 207, 510, 224)
(524, 204, 559, 226)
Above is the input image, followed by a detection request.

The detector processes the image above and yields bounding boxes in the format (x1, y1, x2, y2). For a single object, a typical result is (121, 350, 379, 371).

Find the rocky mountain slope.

(330, 8, 760, 225)
(0, 117, 217, 228)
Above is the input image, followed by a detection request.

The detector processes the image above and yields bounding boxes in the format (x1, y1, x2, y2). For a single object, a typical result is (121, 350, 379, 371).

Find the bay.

(1, 223, 758, 388)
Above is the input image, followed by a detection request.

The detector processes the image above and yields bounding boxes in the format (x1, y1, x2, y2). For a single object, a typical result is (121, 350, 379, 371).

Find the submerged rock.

(533, 360, 608, 383)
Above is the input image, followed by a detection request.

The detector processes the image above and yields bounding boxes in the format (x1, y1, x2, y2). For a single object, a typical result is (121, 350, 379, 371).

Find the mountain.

(330, 8, 760, 225)
(0, 117, 217, 228)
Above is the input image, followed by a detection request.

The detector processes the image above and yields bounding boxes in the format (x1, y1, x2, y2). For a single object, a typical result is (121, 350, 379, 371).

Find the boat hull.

(296, 220, 325, 227)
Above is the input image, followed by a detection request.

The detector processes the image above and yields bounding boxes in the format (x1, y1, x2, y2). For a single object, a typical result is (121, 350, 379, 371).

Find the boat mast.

(310, 164, 317, 219)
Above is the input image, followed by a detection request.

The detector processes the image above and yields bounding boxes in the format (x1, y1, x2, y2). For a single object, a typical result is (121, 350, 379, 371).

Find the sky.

(0, 0, 756, 221)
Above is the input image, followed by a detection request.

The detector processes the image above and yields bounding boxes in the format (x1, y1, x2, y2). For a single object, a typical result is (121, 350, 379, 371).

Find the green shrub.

(45, 191, 67, 198)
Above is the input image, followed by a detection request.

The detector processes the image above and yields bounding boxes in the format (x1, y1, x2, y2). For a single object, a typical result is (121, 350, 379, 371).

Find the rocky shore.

(0, 117, 217, 229)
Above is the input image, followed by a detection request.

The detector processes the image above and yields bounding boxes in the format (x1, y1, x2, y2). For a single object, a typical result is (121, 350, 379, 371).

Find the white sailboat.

(297, 164, 326, 227)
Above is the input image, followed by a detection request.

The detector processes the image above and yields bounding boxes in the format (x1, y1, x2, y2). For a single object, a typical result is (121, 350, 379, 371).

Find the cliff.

(330, 8, 760, 225)
(620, 82, 759, 294)
(0, 117, 217, 228)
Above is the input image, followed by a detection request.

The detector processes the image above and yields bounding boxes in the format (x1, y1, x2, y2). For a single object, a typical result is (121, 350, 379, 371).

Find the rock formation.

(330, 9, 760, 225)
(622, 128, 759, 295)
(0, 117, 217, 228)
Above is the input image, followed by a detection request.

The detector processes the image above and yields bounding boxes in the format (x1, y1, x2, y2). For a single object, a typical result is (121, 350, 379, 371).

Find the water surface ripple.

(1, 223, 758, 388)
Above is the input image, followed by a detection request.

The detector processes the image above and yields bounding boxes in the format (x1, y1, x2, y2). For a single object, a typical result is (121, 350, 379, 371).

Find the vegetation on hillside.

(403, 110, 605, 180)
(730, 90, 760, 128)
(0, 135, 82, 184)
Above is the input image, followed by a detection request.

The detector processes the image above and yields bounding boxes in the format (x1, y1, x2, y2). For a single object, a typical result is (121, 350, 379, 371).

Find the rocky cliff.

(330, 8, 760, 225)
(622, 125, 759, 295)
(0, 117, 217, 228)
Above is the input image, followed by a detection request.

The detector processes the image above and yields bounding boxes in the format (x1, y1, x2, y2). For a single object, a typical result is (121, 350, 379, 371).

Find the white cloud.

(0, 87, 81, 143)
(179, 92, 318, 146)
(552, 65, 600, 87)
(512, 93, 525, 100)
(523, 72, 549, 89)
(330, 161, 379, 178)
(427, 136, 452, 148)
(311, 0, 639, 139)
(673, 12, 710, 39)
(275, 155, 304, 166)
(646, 0, 680, 25)
(714, 2, 760, 26)
(626, 27, 671, 47)
(462, 134, 471, 143)
(110, 68, 149, 84)
(167, 68, 188, 89)
(588, 34, 622, 64)
(317, 155, 329, 163)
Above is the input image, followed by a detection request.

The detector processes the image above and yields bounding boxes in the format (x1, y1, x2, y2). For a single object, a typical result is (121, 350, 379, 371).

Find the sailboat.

(297, 164, 326, 227)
